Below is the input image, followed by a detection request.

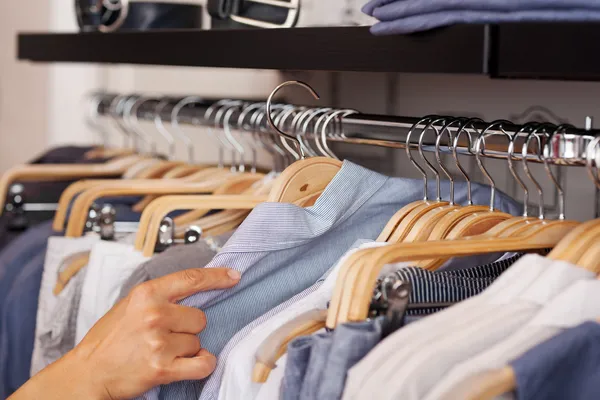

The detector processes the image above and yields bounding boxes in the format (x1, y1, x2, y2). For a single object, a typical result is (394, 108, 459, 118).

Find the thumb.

(149, 268, 241, 303)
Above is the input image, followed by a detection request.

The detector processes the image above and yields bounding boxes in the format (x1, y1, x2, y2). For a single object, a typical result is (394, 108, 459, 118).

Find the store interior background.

(3, 0, 600, 220)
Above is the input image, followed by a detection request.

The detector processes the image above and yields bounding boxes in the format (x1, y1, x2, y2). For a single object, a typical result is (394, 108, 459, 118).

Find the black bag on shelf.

(75, 0, 203, 32)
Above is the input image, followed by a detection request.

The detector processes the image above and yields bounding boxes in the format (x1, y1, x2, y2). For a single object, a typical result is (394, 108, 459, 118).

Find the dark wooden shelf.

(17, 26, 487, 73)
(18, 23, 600, 80)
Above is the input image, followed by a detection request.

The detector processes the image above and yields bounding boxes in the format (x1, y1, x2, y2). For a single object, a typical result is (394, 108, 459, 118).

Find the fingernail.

(228, 270, 241, 280)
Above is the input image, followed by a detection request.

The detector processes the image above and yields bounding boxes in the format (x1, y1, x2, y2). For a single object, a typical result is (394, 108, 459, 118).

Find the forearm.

(8, 350, 109, 400)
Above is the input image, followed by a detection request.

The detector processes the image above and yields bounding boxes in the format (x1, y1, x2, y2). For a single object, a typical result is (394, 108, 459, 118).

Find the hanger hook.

(437, 117, 467, 205)
(508, 122, 541, 217)
(205, 100, 236, 169)
(109, 94, 135, 149)
(521, 123, 553, 219)
(256, 105, 294, 170)
(238, 102, 268, 173)
(545, 124, 574, 220)
(223, 103, 247, 172)
(289, 107, 316, 157)
(318, 109, 358, 159)
(266, 81, 320, 160)
(250, 105, 283, 172)
(152, 98, 181, 160)
(586, 136, 600, 190)
(126, 95, 159, 155)
(267, 104, 300, 162)
(475, 120, 514, 211)
(85, 92, 110, 147)
(172, 96, 213, 163)
(406, 116, 436, 201)
(452, 118, 484, 206)
(419, 117, 448, 201)
(299, 108, 332, 157)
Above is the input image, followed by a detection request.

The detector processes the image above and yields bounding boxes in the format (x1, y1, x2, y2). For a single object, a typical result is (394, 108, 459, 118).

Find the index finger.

(148, 268, 241, 303)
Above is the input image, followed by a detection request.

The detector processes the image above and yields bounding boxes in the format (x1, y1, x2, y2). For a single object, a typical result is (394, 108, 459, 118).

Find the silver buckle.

(230, 0, 299, 29)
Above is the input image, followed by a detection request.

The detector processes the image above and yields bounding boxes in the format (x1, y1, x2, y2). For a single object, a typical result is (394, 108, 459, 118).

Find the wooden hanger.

(252, 310, 328, 383)
(326, 218, 580, 328)
(168, 172, 265, 225)
(83, 147, 136, 160)
(53, 251, 91, 295)
(417, 124, 524, 269)
(172, 174, 271, 236)
(134, 173, 265, 251)
(0, 154, 150, 216)
(131, 167, 234, 212)
(140, 195, 267, 257)
(137, 154, 342, 256)
(63, 179, 230, 237)
(460, 367, 517, 400)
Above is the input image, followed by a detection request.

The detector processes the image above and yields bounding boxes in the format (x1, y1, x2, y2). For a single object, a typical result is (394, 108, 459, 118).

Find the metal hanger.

(265, 81, 343, 204)
(376, 116, 437, 242)
(387, 116, 453, 243)
(402, 117, 463, 243)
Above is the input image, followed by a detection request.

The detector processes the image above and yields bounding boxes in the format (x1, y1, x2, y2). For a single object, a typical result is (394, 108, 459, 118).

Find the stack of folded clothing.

(362, 0, 600, 35)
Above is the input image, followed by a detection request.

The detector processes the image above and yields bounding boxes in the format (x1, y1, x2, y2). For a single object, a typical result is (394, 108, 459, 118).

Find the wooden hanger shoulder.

(267, 157, 342, 203)
(131, 161, 186, 179)
(425, 206, 490, 241)
(53, 252, 91, 295)
(53, 179, 123, 232)
(445, 211, 513, 240)
(388, 201, 450, 243)
(170, 173, 265, 225)
(376, 200, 424, 242)
(0, 156, 146, 216)
(462, 367, 517, 400)
(548, 219, 600, 264)
(252, 309, 328, 383)
(325, 249, 372, 329)
(65, 181, 224, 237)
(402, 204, 461, 242)
(141, 195, 266, 257)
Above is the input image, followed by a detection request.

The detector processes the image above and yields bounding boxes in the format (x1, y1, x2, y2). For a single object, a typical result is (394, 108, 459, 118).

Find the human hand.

(65, 268, 240, 400)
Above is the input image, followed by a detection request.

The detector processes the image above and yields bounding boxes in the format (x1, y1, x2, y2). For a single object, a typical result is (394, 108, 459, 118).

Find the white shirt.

(343, 254, 555, 400)
(30, 234, 100, 375)
(373, 259, 594, 400)
(75, 240, 148, 343)
(256, 354, 288, 400)
(217, 241, 389, 400)
(426, 277, 600, 400)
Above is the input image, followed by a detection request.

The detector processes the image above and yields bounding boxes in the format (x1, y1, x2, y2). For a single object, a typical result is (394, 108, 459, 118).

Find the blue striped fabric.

(136, 160, 522, 400)
(396, 253, 523, 315)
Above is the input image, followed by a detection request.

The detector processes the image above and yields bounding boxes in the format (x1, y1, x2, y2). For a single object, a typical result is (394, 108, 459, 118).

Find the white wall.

(0, 0, 51, 171)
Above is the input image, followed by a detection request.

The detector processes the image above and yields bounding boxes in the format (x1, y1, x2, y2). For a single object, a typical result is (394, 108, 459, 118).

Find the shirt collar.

(219, 161, 388, 253)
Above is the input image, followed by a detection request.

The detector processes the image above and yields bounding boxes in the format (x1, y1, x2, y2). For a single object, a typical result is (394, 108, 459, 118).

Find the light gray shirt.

(37, 266, 88, 370)
(118, 232, 234, 299)
(137, 160, 521, 400)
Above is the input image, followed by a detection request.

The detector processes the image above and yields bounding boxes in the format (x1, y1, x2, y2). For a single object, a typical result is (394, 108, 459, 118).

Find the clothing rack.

(94, 93, 600, 167)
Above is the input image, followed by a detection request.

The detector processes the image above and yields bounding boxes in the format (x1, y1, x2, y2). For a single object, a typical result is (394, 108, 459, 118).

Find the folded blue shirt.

(364, 0, 600, 20)
(369, 9, 600, 35)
